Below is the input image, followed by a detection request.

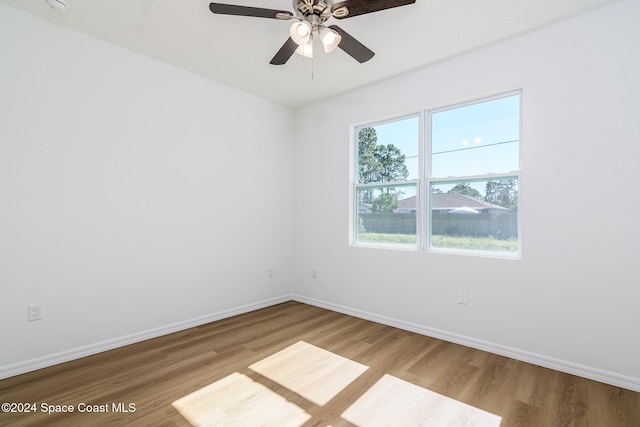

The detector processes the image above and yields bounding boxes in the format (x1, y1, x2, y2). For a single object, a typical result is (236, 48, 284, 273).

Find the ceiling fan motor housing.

(293, 0, 333, 28)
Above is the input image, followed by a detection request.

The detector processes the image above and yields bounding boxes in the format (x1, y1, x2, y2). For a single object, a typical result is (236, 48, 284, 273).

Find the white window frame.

(351, 113, 422, 249)
(350, 89, 522, 258)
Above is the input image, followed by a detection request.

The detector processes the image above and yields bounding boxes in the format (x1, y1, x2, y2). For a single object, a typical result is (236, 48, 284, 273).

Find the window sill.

(351, 242, 521, 259)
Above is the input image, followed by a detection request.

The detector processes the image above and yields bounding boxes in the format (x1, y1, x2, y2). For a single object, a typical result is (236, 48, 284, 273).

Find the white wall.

(292, 0, 640, 390)
(0, 4, 293, 376)
(2, 0, 639, 392)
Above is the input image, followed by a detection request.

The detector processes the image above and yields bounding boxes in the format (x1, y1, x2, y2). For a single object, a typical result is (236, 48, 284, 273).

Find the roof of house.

(397, 193, 509, 211)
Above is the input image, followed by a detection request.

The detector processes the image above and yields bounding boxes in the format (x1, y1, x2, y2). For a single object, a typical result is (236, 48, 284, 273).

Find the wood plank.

(249, 341, 368, 406)
(1, 301, 639, 426)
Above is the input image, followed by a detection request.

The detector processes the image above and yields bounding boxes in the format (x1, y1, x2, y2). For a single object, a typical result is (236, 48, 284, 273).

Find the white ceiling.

(1, 0, 620, 109)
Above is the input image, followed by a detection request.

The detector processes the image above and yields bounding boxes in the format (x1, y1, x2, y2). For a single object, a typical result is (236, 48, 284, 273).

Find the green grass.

(358, 233, 518, 253)
(358, 233, 417, 245)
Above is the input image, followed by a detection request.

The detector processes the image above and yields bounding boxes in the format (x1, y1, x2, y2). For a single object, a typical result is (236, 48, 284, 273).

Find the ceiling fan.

(209, 0, 416, 65)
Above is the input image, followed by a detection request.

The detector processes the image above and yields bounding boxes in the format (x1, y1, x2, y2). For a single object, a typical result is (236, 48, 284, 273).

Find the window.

(354, 115, 420, 247)
(352, 90, 521, 256)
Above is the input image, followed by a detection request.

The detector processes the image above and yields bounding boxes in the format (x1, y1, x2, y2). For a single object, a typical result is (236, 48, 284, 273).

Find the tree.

(375, 144, 409, 184)
(449, 183, 481, 198)
(358, 127, 380, 204)
(358, 127, 380, 185)
(358, 127, 409, 201)
(484, 179, 518, 210)
(371, 193, 398, 213)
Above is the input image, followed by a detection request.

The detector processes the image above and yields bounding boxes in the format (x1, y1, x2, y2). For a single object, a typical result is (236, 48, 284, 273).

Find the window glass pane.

(356, 184, 417, 247)
(430, 178, 518, 253)
(431, 94, 519, 178)
(357, 116, 419, 184)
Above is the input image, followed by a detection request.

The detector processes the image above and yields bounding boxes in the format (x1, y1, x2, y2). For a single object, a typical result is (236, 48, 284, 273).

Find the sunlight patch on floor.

(172, 342, 500, 426)
(249, 340, 369, 406)
(172, 372, 311, 427)
(342, 374, 502, 426)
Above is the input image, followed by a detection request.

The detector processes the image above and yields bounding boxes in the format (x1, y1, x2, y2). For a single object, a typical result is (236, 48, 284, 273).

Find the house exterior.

(395, 193, 510, 214)
(358, 203, 372, 214)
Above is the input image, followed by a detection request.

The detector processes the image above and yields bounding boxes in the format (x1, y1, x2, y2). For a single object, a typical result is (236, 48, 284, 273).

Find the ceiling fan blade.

(328, 25, 374, 63)
(331, 0, 415, 19)
(209, 3, 292, 19)
(270, 37, 298, 65)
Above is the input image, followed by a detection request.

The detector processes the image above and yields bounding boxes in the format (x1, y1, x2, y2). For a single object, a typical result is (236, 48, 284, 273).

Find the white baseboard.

(0, 295, 292, 381)
(4, 294, 639, 393)
(292, 294, 640, 393)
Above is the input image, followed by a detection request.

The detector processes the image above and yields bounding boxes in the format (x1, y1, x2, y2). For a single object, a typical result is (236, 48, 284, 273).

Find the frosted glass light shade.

(295, 39, 314, 58)
(290, 21, 312, 45)
(320, 27, 341, 53)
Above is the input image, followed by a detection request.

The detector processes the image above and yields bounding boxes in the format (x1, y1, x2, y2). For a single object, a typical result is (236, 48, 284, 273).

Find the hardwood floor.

(1, 301, 638, 426)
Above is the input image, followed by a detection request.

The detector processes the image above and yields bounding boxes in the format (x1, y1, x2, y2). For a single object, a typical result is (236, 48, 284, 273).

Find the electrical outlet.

(28, 304, 42, 321)
(311, 268, 318, 279)
(458, 291, 468, 305)
(268, 268, 275, 278)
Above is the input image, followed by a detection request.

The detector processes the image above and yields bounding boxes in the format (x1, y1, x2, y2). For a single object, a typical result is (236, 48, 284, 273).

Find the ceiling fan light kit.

(319, 27, 341, 53)
(209, 0, 416, 65)
(290, 20, 312, 45)
(295, 38, 314, 58)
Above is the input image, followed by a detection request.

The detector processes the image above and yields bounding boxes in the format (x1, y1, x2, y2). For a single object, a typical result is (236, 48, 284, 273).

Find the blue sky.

(363, 93, 520, 197)
(431, 94, 520, 178)
(371, 115, 420, 180)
